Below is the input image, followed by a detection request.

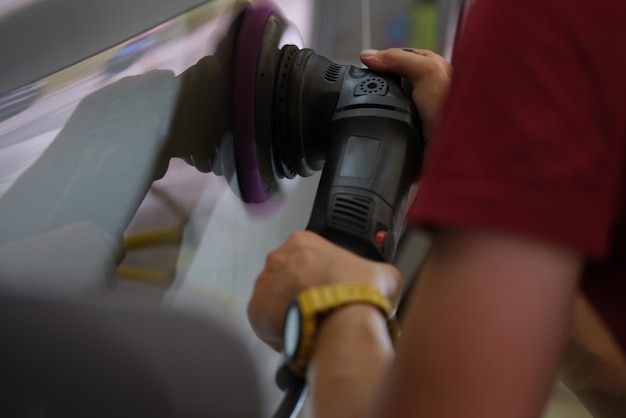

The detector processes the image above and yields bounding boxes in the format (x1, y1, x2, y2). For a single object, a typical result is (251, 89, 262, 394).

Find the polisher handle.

(305, 112, 421, 263)
(276, 103, 420, 418)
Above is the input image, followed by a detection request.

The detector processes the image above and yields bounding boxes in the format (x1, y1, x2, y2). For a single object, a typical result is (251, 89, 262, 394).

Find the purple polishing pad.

(232, 2, 279, 203)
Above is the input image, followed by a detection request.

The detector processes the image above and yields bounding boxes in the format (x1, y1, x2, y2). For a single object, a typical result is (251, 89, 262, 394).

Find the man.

(248, 0, 626, 416)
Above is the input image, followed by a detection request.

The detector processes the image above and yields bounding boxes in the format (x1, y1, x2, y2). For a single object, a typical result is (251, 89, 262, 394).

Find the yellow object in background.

(408, 0, 438, 51)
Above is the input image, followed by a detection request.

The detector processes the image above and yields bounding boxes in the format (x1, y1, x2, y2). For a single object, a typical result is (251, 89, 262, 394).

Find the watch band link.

(289, 283, 400, 377)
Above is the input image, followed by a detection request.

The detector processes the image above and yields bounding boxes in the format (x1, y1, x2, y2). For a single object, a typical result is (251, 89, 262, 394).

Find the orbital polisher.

(230, 2, 424, 416)
(232, 2, 423, 262)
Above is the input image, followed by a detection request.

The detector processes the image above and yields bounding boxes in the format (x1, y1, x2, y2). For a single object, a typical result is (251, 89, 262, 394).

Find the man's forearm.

(308, 304, 394, 418)
(368, 230, 581, 418)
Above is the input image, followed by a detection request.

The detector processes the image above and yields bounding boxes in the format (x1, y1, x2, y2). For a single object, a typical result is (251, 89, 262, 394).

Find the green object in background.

(408, 0, 438, 51)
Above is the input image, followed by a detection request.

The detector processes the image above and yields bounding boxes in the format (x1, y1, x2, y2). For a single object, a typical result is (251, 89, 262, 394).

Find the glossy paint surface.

(0, 0, 317, 413)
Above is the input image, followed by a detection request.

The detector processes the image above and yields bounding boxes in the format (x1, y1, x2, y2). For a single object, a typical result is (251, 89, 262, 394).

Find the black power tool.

(232, 2, 423, 262)
(231, 3, 424, 416)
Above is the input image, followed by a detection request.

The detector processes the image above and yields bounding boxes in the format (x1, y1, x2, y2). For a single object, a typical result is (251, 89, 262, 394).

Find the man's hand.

(247, 230, 402, 351)
(360, 48, 452, 142)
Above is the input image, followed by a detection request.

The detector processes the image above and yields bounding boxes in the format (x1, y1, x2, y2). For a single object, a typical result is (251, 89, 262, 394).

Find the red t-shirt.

(407, 0, 626, 349)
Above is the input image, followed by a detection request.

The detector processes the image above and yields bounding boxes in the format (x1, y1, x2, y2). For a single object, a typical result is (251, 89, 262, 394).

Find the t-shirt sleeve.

(407, 0, 626, 259)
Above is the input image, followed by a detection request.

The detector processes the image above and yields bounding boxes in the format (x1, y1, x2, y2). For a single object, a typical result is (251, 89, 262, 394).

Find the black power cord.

(272, 363, 308, 418)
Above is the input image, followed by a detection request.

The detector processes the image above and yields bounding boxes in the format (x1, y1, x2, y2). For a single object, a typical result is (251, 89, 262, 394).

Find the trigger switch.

(375, 230, 387, 247)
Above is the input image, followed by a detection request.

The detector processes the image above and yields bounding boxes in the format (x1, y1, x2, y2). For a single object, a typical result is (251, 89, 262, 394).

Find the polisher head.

(232, 2, 301, 203)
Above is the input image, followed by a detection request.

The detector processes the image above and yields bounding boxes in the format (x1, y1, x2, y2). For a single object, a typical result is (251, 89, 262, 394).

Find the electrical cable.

(272, 363, 309, 418)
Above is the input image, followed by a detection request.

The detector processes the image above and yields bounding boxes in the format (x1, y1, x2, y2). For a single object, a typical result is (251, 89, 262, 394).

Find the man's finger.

(360, 48, 448, 84)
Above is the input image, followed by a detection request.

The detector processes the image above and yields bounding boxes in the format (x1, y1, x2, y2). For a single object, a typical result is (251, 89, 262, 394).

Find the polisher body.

(273, 47, 423, 262)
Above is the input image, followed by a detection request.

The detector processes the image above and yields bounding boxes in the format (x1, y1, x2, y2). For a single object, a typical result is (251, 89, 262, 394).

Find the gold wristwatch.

(282, 283, 400, 377)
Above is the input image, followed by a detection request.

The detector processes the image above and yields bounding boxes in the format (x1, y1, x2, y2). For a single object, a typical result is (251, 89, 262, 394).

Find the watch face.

(283, 302, 300, 360)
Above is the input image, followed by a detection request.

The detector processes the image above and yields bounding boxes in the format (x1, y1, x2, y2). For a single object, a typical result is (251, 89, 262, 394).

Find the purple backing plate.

(232, 2, 278, 203)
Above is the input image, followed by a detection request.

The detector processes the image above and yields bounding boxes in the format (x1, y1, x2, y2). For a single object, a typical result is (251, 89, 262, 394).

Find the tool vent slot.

(330, 194, 372, 232)
(325, 64, 341, 83)
(355, 77, 388, 96)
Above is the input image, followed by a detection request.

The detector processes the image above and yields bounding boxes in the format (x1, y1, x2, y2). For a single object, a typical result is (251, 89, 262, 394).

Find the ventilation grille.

(355, 77, 388, 96)
(329, 194, 372, 233)
(324, 64, 341, 83)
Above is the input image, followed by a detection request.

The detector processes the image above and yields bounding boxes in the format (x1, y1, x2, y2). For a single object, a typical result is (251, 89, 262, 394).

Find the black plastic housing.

(274, 46, 423, 262)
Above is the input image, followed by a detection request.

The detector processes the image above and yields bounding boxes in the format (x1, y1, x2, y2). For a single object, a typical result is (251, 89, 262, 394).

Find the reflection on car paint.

(0, 1, 247, 292)
(0, 81, 45, 123)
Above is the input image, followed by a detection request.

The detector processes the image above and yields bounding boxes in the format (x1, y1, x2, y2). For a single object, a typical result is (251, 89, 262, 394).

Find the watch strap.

(297, 283, 393, 317)
(289, 283, 400, 377)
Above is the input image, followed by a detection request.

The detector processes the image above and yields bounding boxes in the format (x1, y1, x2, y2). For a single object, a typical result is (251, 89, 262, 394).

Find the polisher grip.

(305, 113, 420, 263)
